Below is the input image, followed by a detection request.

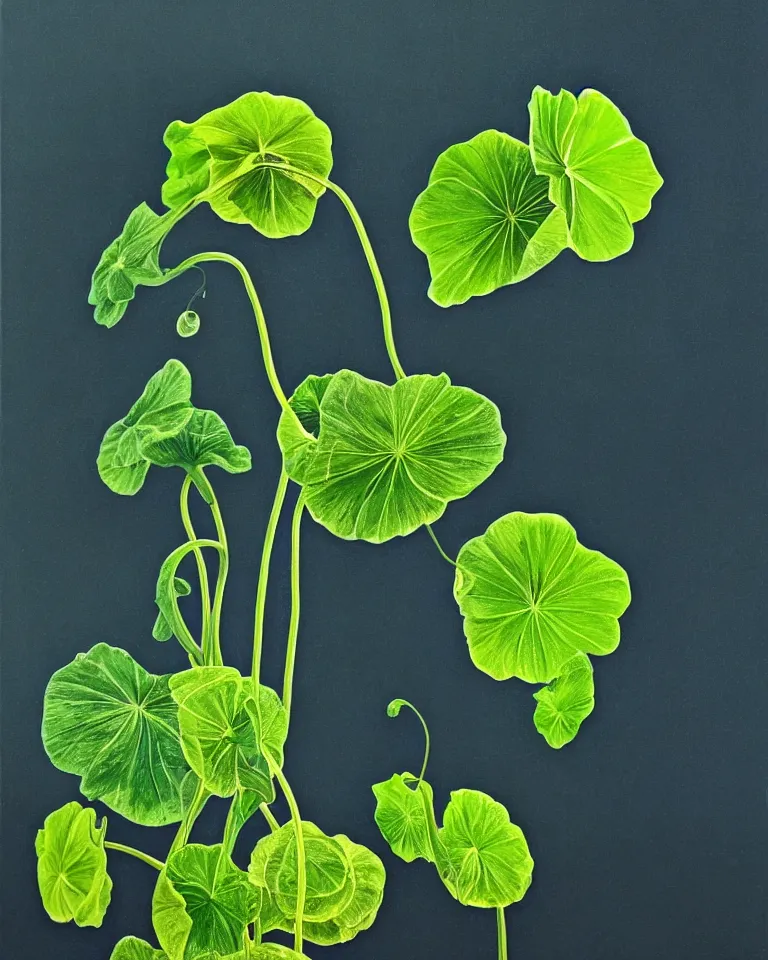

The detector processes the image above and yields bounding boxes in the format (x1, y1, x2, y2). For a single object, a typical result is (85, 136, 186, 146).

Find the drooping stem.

(390, 699, 431, 784)
(104, 841, 164, 871)
(160, 539, 225, 666)
(425, 524, 457, 566)
(282, 493, 305, 725)
(191, 468, 228, 666)
(259, 162, 406, 382)
(251, 467, 290, 691)
(497, 907, 508, 960)
(180, 475, 212, 657)
(259, 802, 280, 833)
(265, 750, 305, 954)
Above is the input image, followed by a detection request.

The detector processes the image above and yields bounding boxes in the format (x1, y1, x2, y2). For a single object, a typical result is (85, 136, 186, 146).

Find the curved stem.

(497, 907, 508, 960)
(259, 162, 406, 382)
(425, 524, 456, 566)
(104, 841, 164, 872)
(282, 493, 305, 725)
(259, 802, 280, 833)
(251, 468, 290, 692)
(169, 778, 209, 855)
(192, 468, 228, 666)
(180, 475, 212, 657)
(160, 539, 225, 666)
(265, 750, 305, 954)
(390, 699, 431, 784)
(165, 252, 291, 412)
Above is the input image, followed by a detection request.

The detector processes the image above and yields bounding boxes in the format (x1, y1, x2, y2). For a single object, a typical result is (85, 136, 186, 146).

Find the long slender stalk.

(251, 468, 290, 692)
(425, 523, 456, 566)
(192, 468, 228, 666)
(180, 475, 212, 658)
(265, 750, 305, 954)
(104, 841, 164, 871)
(259, 802, 280, 833)
(169, 778, 209, 856)
(497, 907, 508, 960)
(282, 493, 305, 725)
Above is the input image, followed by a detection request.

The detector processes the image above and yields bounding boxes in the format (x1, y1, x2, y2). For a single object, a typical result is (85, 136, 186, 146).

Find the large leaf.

(42, 644, 189, 825)
(533, 651, 595, 748)
(89, 203, 174, 327)
(409, 130, 568, 306)
(169, 667, 285, 802)
(249, 822, 353, 924)
(162, 92, 333, 238)
(153, 844, 258, 960)
(110, 938, 167, 960)
(278, 370, 505, 543)
(372, 772, 440, 864)
(438, 790, 533, 908)
(528, 86, 663, 261)
(454, 512, 631, 683)
(98, 360, 194, 495)
(143, 409, 252, 475)
(36, 802, 112, 927)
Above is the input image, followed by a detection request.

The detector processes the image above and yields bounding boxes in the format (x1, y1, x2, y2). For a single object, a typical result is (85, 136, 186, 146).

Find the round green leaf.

(372, 772, 439, 864)
(454, 512, 631, 683)
(42, 644, 189, 825)
(153, 843, 259, 960)
(110, 937, 167, 960)
(409, 130, 568, 306)
(169, 667, 284, 801)
(278, 370, 505, 543)
(162, 92, 333, 238)
(533, 652, 595, 749)
(528, 86, 663, 261)
(177, 310, 201, 338)
(438, 789, 533, 908)
(143, 409, 251, 475)
(36, 801, 112, 927)
(249, 822, 353, 924)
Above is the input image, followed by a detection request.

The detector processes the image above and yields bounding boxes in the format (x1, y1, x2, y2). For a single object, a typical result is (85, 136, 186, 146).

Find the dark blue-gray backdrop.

(2, 1, 766, 957)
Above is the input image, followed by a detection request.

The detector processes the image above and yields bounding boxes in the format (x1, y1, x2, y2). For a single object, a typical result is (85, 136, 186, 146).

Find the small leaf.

(162, 92, 333, 238)
(372, 772, 439, 864)
(152, 844, 259, 960)
(36, 801, 112, 927)
(533, 652, 595, 748)
(454, 512, 631, 683)
(169, 667, 283, 802)
(249, 822, 353, 924)
(143, 409, 252, 475)
(279, 370, 505, 543)
(110, 937, 167, 960)
(153, 577, 192, 642)
(89, 203, 175, 327)
(42, 644, 189, 825)
(410, 130, 568, 306)
(438, 789, 533, 908)
(386, 698, 408, 718)
(275, 374, 333, 485)
(177, 310, 201, 338)
(528, 86, 663, 261)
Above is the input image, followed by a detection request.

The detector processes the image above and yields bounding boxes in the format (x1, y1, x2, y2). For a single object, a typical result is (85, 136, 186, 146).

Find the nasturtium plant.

(36, 802, 112, 927)
(409, 130, 568, 306)
(533, 651, 595, 749)
(528, 86, 663, 261)
(39, 83, 659, 960)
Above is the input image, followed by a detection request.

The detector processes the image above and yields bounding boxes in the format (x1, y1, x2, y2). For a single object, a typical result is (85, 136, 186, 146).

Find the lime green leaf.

(177, 310, 201, 338)
(249, 822, 352, 924)
(36, 802, 112, 927)
(153, 576, 192, 642)
(249, 948, 308, 960)
(162, 92, 333, 238)
(372, 772, 439, 863)
(276, 374, 333, 484)
(409, 130, 568, 306)
(169, 667, 283, 801)
(42, 644, 189, 825)
(533, 652, 595, 748)
(279, 370, 505, 543)
(454, 512, 631, 683)
(143, 409, 252, 475)
(89, 203, 175, 327)
(153, 844, 259, 960)
(528, 86, 663, 261)
(110, 937, 167, 960)
(97, 360, 194, 495)
(301, 836, 385, 945)
(438, 789, 533, 908)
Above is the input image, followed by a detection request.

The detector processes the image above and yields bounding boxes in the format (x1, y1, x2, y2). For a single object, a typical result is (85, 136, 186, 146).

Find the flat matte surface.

(2, 1, 766, 957)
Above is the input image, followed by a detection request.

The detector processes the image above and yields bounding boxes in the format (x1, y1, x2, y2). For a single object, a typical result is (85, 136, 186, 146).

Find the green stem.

(265, 750, 305, 954)
(259, 162, 406, 382)
(425, 524, 457, 566)
(222, 796, 240, 858)
(251, 467, 290, 692)
(104, 841, 164, 871)
(192, 468, 228, 666)
(282, 493, 305, 725)
(392, 699, 431, 784)
(169, 778, 209, 855)
(497, 907, 507, 960)
(161, 539, 225, 666)
(180, 475, 212, 658)
(165, 251, 291, 412)
(259, 802, 280, 833)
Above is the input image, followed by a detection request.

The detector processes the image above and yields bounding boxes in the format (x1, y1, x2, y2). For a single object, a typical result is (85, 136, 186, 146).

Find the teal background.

(2, 1, 766, 957)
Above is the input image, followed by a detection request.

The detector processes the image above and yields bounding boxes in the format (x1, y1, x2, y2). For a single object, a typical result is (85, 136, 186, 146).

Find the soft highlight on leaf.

(533, 651, 595, 748)
(372, 772, 439, 864)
